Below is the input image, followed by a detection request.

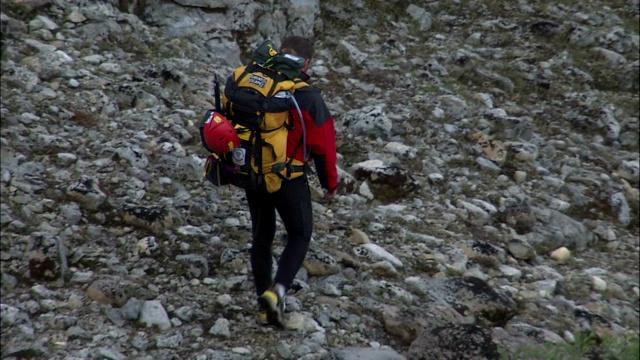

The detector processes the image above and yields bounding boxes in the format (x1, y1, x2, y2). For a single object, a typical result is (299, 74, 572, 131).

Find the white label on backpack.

(232, 148, 246, 166)
(248, 74, 267, 88)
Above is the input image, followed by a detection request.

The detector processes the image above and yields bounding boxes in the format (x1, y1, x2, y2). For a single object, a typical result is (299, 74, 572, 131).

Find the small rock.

(66, 293, 84, 309)
(30, 284, 58, 299)
(355, 243, 403, 268)
(1, 344, 49, 359)
(331, 346, 406, 360)
(156, 333, 183, 349)
(507, 238, 536, 260)
(175, 254, 209, 279)
(139, 300, 171, 330)
(216, 294, 232, 307)
(67, 10, 87, 23)
(104, 307, 125, 327)
(66, 325, 92, 340)
(97, 347, 126, 360)
(70, 270, 94, 284)
(513, 171, 527, 184)
(175, 306, 194, 322)
(499, 264, 523, 281)
(1, 304, 29, 326)
(121, 297, 142, 320)
(1, 273, 17, 291)
(131, 335, 149, 351)
(209, 318, 231, 338)
(550, 247, 571, 263)
(591, 276, 607, 292)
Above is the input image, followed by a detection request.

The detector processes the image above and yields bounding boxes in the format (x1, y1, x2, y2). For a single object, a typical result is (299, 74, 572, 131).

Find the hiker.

(246, 36, 338, 327)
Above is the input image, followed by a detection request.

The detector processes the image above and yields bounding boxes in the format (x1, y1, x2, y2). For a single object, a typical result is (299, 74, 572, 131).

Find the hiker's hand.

(324, 187, 337, 201)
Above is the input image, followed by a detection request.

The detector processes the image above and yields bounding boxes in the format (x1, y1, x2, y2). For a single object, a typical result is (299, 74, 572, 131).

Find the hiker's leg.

(273, 176, 313, 291)
(246, 190, 277, 296)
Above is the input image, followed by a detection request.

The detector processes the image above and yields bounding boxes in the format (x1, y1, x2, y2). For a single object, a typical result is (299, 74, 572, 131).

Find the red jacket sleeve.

(287, 86, 338, 191)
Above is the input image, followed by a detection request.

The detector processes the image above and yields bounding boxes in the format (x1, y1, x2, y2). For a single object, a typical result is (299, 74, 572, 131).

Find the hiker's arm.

(308, 117, 338, 192)
(294, 88, 338, 192)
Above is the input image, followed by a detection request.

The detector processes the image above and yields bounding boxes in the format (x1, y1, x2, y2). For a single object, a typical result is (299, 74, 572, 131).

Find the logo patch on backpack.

(248, 74, 267, 88)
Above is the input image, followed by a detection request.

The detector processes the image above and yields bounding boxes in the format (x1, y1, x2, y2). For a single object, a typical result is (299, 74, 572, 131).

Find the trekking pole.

(213, 73, 222, 114)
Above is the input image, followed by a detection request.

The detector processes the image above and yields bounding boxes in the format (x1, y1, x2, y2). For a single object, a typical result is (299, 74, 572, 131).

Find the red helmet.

(201, 111, 240, 154)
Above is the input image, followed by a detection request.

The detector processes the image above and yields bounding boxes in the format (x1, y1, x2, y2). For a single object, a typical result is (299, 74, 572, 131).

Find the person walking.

(247, 36, 338, 327)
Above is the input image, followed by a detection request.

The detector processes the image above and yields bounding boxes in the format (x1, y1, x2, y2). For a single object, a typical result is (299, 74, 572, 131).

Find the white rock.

(56, 152, 77, 166)
(216, 294, 232, 307)
(383, 142, 417, 159)
(358, 181, 374, 200)
(428, 173, 444, 183)
(99, 62, 122, 74)
(338, 40, 368, 66)
(97, 348, 126, 360)
(550, 247, 571, 263)
(593, 47, 627, 66)
(609, 192, 631, 226)
(469, 199, 498, 214)
(23, 38, 56, 53)
(406, 4, 432, 31)
(156, 333, 183, 349)
(549, 197, 571, 212)
(591, 276, 607, 292)
(67, 10, 87, 23)
(1, 304, 25, 326)
(177, 225, 206, 236)
(32, 15, 59, 31)
(310, 65, 329, 77)
(209, 318, 230, 338)
(432, 107, 445, 118)
(139, 300, 171, 330)
(232, 347, 252, 355)
(593, 226, 617, 241)
(514, 171, 527, 184)
(360, 243, 403, 268)
(224, 218, 241, 227)
(499, 264, 523, 281)
(601, 108, 620, 141)
(285, 312, 323, 333)
(82, 55, 104, 64)
(456, 200, 491, 223)
(285, 312, 305, 330)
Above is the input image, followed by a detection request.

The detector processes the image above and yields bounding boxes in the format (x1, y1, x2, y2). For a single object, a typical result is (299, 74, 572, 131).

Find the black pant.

(246, 176, 312, 296)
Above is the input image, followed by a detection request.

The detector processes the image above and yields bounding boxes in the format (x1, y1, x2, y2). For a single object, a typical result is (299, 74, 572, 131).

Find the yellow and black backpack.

(201, 39, 309, 193)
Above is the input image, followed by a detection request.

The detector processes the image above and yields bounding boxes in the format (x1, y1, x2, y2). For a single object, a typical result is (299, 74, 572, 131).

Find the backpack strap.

(278, 80, 310, 177)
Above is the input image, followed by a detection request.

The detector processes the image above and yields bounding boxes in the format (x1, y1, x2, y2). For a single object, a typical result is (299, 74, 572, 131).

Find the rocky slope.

(1, 0, 639, 359)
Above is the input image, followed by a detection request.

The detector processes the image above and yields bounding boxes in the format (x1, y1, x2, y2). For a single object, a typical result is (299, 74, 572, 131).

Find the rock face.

(1, 0, 639, 359)
(407, 276, 517, 325)
(408, 324, 499, 360)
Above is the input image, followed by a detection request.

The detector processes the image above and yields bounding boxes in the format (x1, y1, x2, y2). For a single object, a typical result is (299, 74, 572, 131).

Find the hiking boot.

(258, 289, 285, 328)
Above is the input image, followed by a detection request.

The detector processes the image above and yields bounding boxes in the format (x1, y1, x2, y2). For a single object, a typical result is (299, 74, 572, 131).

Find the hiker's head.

(281, 36, 314, 72)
